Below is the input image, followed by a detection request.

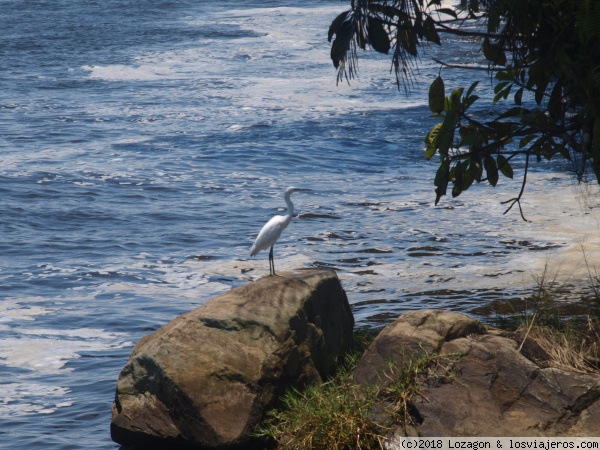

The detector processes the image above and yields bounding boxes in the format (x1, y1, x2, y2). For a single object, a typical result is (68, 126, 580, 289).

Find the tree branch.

(435, 22, 500, 39)
(501, 152, 530, 221)
(432, 58, 499, 72)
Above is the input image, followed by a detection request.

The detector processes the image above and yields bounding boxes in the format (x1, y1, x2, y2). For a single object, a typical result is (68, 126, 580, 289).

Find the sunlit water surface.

(2, 1, 600, 448)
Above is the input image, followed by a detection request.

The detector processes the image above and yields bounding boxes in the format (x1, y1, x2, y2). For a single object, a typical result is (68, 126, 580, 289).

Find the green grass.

(256, 332, 457, 449)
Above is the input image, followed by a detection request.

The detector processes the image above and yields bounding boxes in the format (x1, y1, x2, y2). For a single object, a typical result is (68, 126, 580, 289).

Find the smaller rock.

(353, 310, 600, 438)
(353, 309, 485, 386)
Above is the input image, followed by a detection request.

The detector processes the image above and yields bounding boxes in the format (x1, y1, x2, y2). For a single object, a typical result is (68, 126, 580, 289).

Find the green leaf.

(452, 161, 464, 197)
(464, 94, 479, 110)
(434, 158, 450, 205)
(470, 159, 483, 182)
(483, 38, 506, 66)
(328, 10, 350, 42)
(514, 87, 524, 105)
(436, 110, 458, 157)
(462, 159, 475, 191)
(519, 135, 537, 148)
(493, 81, 509, 94)
(330, 20, 354, 69)
(425, 123, 443, 160)
(463, 83, 479, 110)
(497, 154, 513, 178)
(484, 155, 499, 186)
(423, 16, 440, 45)
(493, 84, 512, 104)
(438, 8, 458, 19)
(368, 17, 390, 55)
(465, 81, 479, 98)
(428, 76, 445, 114)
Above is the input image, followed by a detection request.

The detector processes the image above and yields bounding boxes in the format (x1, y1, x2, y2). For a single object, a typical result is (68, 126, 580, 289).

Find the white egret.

(250, 187, 311, 275)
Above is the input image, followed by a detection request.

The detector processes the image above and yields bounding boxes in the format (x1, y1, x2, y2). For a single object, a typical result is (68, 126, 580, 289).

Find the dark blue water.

(2, 1, 600, 448)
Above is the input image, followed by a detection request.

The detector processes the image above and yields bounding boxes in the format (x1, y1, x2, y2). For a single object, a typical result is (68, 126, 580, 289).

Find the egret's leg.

(269, 245, 275, 275)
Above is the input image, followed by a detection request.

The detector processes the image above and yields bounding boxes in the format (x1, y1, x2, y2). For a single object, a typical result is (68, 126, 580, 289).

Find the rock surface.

(111, 268, 354, 449)
(354, 310, 600, 437)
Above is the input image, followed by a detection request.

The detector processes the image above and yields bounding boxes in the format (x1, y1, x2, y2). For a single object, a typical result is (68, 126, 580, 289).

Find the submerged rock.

(110, 268, 354, 449)
(354, 310, 600, 438)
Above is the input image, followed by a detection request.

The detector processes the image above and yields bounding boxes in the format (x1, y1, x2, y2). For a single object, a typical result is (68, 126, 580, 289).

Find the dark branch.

(432, 58, 500, 72)
(501, 152, 530, 221)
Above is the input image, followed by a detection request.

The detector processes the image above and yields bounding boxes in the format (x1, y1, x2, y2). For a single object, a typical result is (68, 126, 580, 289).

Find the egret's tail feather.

(249, 244, 259, 257)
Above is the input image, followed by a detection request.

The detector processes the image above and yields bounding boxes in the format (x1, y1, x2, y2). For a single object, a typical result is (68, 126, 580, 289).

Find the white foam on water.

(0, 328, 132, 375)
(0, 383, 72, 418)
(80, 4, 418, 121)
(0, 300, 50, 324)
(81, 64, 179, 81)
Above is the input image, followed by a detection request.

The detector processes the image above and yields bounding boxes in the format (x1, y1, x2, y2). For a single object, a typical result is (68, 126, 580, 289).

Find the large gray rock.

(353, 310, 600, 438)
(111, 268, 354, 449)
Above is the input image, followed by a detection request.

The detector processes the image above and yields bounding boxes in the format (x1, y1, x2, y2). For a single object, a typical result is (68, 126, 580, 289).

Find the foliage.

(256, 331, 455, 449)
(328, 0, 600, 218)
(256, 335, 383, 449)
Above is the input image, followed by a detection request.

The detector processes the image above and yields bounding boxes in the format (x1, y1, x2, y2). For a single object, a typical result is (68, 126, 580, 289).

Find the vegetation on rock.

(328, 0, 600, 218)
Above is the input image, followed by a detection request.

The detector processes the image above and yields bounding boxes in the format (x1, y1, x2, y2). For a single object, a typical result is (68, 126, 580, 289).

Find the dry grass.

(514, 257, 600, 374)
(523, 321, 600, 374)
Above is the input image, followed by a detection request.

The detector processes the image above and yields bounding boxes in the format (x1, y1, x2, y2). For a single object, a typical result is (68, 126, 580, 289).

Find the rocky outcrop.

(110, 268, 354, 449)
(353, 310, 600, 438)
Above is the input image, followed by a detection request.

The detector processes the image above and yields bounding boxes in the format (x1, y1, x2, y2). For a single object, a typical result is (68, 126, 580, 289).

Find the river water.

(2, 1, 600, 448)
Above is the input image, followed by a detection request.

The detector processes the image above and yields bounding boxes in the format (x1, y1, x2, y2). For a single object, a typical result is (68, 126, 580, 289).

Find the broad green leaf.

(483, 38, 506, 66)
(328, 10, 350, 42)
(423, 16, 440, 45)
(497, 154, 513, 178)
(368, 17, 390, 55)
(514, 87, 524, 105)
(493, 84, 512, 104)
(519, 135, 536, 148)
(470, 159, 483, 182)
(464, 94, 479, 110)
(438, 8, 458, 18)
(484, 155, 499, 186)
(465, 81, 479, 98)
(452, 161, 463, 197)
(434, 158, 450, 205)
(428, 76, 445, 114)
(330, 21, 354, 69)
(494, 81, 510, 94)
(462, 159, 476, 191)
(425, 143, 437, 160)
(425, 122, 443, 145)
(437, 128, 454, 157)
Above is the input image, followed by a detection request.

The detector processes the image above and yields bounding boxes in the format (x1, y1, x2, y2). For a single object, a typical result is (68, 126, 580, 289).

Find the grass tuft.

(498, 260, 600, 374)
(256, 332, 457, 449)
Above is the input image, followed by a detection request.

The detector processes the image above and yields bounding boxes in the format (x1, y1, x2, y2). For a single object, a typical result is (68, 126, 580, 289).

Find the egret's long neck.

(284, 193, 294, 217)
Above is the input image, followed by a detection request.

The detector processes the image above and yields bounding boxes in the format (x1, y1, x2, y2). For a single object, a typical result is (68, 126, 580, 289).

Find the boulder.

(110, 268, 354, 449)
(353, 310, 600, 438)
